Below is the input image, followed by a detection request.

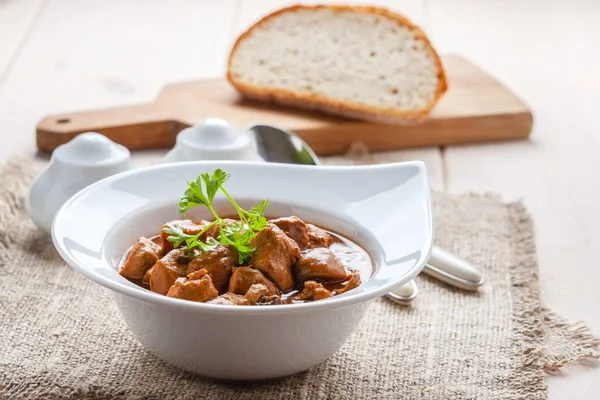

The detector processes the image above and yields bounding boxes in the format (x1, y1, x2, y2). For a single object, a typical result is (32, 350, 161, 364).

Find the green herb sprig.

(163, 169, 268, 264)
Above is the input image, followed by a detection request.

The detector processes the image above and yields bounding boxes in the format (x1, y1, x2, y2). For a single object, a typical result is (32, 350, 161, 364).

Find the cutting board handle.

(36, 103, 188, 152)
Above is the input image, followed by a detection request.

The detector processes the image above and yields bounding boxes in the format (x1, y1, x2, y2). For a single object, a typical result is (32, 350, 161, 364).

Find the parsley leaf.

(163, 221, 220, 254)
(162, 169, 268, 264)
(179, 169, 230, 216)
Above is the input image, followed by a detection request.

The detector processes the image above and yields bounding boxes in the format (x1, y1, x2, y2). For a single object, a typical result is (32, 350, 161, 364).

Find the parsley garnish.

(163, 169, 269, 264)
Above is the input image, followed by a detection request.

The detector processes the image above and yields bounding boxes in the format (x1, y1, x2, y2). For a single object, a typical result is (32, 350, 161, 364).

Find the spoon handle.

(423, 246, 484, 291)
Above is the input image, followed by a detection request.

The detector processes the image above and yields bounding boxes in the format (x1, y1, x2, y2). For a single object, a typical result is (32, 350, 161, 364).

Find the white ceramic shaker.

(161, 118, 264, 163)
(27, 132, 132, 233)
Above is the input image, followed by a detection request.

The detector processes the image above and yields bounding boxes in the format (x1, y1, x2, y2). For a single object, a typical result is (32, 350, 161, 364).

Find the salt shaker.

(27, 132, 132, 233)
(161, 118, 264, 163)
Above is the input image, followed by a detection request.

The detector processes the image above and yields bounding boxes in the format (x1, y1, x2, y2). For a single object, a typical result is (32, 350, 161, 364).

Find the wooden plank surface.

(0, 0, 236, 161)
(0, 0, 597, 398)
(0, 0, 46, 81)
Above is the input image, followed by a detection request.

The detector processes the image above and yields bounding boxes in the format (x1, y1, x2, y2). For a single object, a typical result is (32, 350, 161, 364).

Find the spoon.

(248, 124, 320, 165)
(386, 280, 419, 305)
(248, 123, 484, 303)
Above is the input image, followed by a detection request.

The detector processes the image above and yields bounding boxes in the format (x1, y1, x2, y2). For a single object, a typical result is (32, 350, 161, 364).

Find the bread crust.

(227, 4, 448, 123)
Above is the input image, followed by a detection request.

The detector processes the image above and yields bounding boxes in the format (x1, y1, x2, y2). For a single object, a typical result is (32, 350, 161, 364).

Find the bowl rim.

(52, 160, 433, 316)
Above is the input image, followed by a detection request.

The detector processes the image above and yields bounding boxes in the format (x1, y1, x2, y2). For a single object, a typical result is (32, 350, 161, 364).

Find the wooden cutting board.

(36, 54, 533, 156)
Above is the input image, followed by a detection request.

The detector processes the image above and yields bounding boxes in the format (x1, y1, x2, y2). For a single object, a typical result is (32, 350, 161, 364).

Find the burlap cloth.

(1, 153, 599, 400)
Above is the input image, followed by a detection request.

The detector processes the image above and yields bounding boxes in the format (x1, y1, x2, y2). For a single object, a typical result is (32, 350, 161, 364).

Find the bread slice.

(227, 5, 447, 124)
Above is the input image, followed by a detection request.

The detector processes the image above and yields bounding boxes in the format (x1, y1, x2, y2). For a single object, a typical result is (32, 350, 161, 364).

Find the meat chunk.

(142, 266, 154, 285)
(188, 245, 238, 293)
(206, 292, 249, 306)
(256, 295, 282, 305)
(249, 224, 300, 291)
(334, 270, 362, 295)
(295, 248, 348, 283)
(160, 219, 207, 254)
(244, 284, 282, 305)
(294, 281, 333, 301)
(149, 249, 190, 295)
(166, 269, 218, 302)
(270, 217, 334, 250)
(244, 283, 269, 304)
(228, 267, 280, 296)
(270, 216, 309, 249)
(119, 237, 161, 280)
(306, 224, 332, 249)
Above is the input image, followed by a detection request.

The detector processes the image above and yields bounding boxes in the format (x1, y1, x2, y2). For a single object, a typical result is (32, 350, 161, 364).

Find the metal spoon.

(249, 124, 319, 166)
(425, 246, 485, 291)
(248, 123, 485, 303)
(387, 280, 419, 305)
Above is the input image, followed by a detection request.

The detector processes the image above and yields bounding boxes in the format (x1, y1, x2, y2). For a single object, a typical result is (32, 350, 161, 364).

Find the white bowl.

(52, 161, 433, 380)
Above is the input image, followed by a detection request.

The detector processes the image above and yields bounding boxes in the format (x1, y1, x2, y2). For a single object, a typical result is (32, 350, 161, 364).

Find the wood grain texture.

(0, 0, 235, 161)
(0, 0, 45, 81)
(36, 55, 532, 154)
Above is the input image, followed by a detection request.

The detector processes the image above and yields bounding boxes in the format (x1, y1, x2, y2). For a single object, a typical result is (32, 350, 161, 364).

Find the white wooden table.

(1, 0, 598, 397)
